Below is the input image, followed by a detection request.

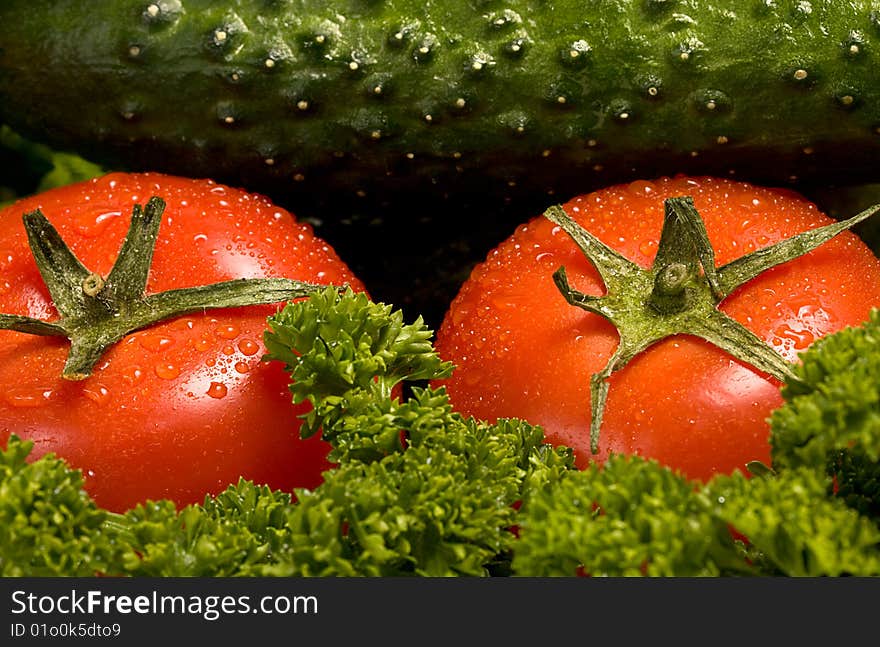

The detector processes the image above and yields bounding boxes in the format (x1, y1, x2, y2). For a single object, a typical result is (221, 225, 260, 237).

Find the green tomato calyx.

(0, 196, 327, 380)
(546, 196, 879, 455)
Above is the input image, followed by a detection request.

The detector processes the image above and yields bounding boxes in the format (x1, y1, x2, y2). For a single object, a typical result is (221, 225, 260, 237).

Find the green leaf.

(0, 436, 113, 576)
(773, 308, 880, 462)
(513, 454, 744, 577)
(709, 468, 880, 576)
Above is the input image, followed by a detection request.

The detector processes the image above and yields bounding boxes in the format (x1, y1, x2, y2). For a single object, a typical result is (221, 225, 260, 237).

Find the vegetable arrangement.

(0, 1, 879, 577)
(2, 0, 880, 316)
(2, 288, 880, 576)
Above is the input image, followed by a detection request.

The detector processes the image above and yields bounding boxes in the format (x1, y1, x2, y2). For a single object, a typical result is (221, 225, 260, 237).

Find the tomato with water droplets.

(434, 176, 880, 481)
(0, 172, 365, 511)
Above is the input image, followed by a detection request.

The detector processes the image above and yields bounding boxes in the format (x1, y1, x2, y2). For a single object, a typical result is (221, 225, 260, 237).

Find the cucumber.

(1, 1, 879, 210)
(1, 1, 879, 324)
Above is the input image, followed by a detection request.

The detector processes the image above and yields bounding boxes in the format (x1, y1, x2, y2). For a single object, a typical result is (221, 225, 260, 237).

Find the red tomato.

(0, 172, 365, 512)
(434, 176, 880, 481)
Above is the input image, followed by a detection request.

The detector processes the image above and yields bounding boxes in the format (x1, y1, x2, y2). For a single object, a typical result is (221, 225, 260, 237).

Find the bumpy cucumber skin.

(1, 1, 879, 324)
(1, 0, 879, 210)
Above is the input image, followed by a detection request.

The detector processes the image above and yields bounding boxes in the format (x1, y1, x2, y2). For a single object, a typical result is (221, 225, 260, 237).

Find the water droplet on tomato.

(462, 371, 482, 387)
(206, 382, 228, 399)
(216, 324, 240, 339)
(193, 336, 211, 351)
(122, 366, 144, 385)
(626, 179, 656, 196)
(76, 209, 122, 238)
(450, 303, 473, 328)
(138, 334, 175, 352)
(4, 387, 52, 408)
(83, 383, 111, 405)
(154, 363, 180, 380)
(234, 361, 250, 374)
(490, 296, 518, 311)
(237, 338, 260, 356)
(222, 345, 235, 356)
(776, 325, 815, 350)
(205, 357, 216, 368)
(796, 304, 830, 324)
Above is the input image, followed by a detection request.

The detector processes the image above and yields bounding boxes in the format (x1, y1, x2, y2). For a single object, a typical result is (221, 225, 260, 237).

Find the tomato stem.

(0, 196, 331, 380)
(81, 273, 105, 297)
(649, 262, 692, 313)
(546, 197, 880, 455)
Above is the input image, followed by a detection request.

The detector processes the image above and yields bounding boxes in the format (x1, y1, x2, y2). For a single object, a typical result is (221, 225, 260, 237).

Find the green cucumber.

(1, 1, 879, 323)
(1, 1, 879, 211)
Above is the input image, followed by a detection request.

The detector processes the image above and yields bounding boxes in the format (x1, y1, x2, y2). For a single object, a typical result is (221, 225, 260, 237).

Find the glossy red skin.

(434, 176, 880, 482)
(0, 172, 365, 512)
